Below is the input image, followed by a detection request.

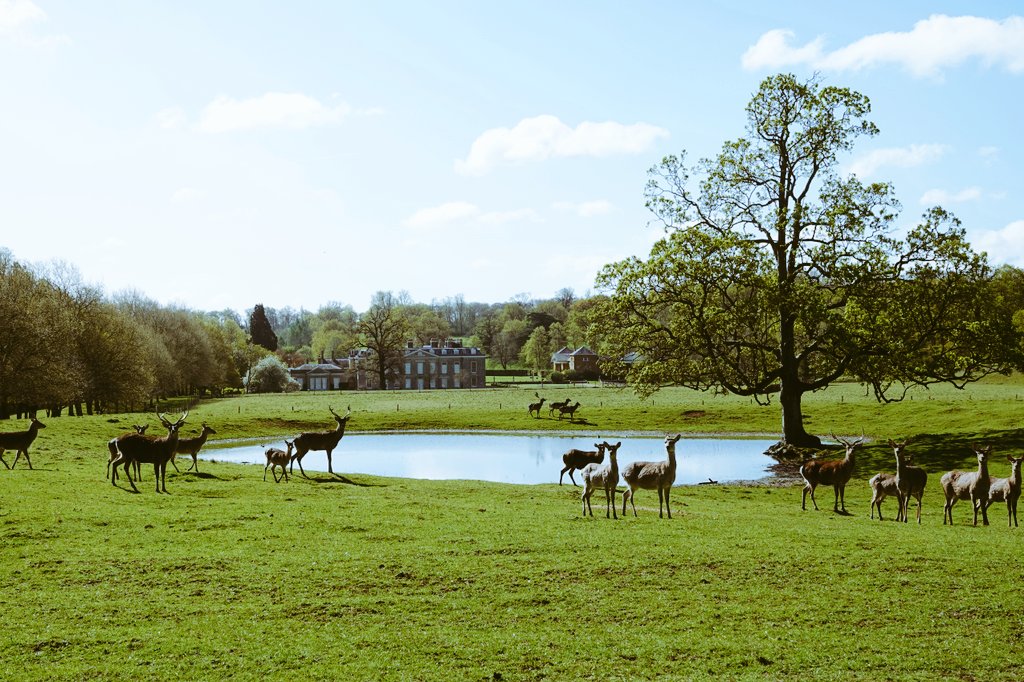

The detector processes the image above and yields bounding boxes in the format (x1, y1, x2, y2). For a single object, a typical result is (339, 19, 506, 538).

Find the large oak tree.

(598, 74, 1011, 448)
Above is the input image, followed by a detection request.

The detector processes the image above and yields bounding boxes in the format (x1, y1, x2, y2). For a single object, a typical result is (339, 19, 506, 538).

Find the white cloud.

(0, 0, 68, 46)
(554, 200, 614, 217)
(197, 92, 353, 133)
(846, 144, 947, 177)
(919, 186, 982, 205)
(975, 220, 1024, 266)
(404, 202, 541, 229)
(171, 187, 203, 203)
(404, 201, 480, 228)
(455, 115, 669, 175)
(155, 107, 187, 130)
(742, 15, 1024, 77)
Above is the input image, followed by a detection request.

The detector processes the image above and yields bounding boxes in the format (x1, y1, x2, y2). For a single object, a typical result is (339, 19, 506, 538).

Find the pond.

(202, 433, 777, 485)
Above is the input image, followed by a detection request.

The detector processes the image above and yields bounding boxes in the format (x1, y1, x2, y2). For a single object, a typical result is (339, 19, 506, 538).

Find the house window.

(404, 377, 411, 389)
(442, 376, 448, 388)
(454, 362, 460, 374)
(471, 360, 477, 372)
(417, 362, 424, 375)
(454, 376, 461, 388)
(441, 364, 448, 374)
(404, 362, 411, 375)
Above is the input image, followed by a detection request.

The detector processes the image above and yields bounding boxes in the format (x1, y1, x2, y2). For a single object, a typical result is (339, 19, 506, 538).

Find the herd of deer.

(1, 410, 1020, 525)
(799, 435, 1023, 527)
(528, 393, 581, 422)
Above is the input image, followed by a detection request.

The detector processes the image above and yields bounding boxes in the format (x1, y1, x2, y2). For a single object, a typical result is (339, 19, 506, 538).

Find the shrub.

(550, 371, 567, 384)
(246, 356, 301, 393)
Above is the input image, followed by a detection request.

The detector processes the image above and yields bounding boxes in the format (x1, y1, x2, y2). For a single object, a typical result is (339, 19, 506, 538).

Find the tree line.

(0, 249, 603, 417)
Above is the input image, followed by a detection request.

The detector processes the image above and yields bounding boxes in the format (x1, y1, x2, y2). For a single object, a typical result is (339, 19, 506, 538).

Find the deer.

(0, 416, 46, 470)
(890, 439, 928, 524)
(985, 454, 1023, 528)
(581, 441, 621, 519)
(110, 412, 187, 493)
(869, 472, 900, 521)
(290, 405, 351, 477)
(548, 398, 571, 417)
(264, 440, 295, 482)
(559, 442, 607, 486)
(941, 445, 992, 526)
(528, 393, 546, 418)
(106, 423, 148, 481)
(621, 434, 683, 518)
(799, 434, 863, 513)
(175, 422, 217, 473)
(557, 401, 581, 422)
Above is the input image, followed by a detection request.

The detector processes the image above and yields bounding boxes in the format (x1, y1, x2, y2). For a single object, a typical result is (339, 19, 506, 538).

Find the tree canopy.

(598, 74, 1016, 448)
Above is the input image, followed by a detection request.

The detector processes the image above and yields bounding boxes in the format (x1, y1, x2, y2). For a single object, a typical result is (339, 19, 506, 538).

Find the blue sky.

(1, 2, 1022, 313)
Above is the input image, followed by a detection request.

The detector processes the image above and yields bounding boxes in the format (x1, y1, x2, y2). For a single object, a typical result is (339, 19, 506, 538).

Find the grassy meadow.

(2, 380, 1024, 680)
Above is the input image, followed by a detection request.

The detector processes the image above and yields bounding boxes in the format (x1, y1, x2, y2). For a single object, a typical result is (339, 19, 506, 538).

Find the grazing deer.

(528, 393, 546, 418)
(557, 401, 581, 422)
(890, 439, 927, 524)
(107, 423, 148, 481)
(110, 412, 187, 493)
(559, 442, 607, 486)
(0, 416, 46, 470)
(581, 441, 621, 519)
(176, 422, 217, 473)
(799, 434, 863, 513)
(264, 440, 295, 483)
(869, 472, 900, 521)
(290, 405, 352, 477)
(548, 398, 571, 417)
(941, 445, 992, 526)
(621, 434, 683, 518)
(985, 454, 1023, 528)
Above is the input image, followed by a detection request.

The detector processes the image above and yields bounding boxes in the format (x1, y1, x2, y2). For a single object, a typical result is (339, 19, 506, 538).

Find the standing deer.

(110, 412, 187, 493)
(548, 398, 571, 417)
(107, 423, 148, 481)
(581, 441, 621, 519)
(290, 405, 351, 477)
(985, 454, 1023, 528)
(0, 416, 46, 470)
(799, 434, 863, 513)
(890, 439, 927, 524)
(264, 440, 295, 482)
(175, 422, 218, 473)
(621, 434, 683, 518)
(559, 442, 607, 486)
(868, 472, 900, 521)
(941, 445, 992, 526)
(528, 393, 546, 418)
(557, 401, 581, 422)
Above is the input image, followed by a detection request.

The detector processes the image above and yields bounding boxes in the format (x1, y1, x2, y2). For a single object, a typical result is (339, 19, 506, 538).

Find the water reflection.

(203, 433, 776, 485)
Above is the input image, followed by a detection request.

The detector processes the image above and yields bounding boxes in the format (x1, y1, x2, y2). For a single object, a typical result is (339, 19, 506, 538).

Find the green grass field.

(2, 381, 1024, 680)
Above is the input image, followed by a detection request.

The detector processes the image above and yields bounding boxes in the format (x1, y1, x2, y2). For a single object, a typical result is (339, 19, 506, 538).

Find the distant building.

(289, 340, 486, 391)
(550, 346, 598, 374)
(401, 339, 486, 390)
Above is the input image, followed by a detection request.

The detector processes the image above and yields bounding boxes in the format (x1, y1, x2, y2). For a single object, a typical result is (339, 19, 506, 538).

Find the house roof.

(551, 346, 573, 363)
(569, 346, 597, 357)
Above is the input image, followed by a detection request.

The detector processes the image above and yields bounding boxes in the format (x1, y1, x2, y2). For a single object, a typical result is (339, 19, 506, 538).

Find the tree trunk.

(780, 382, 821, 448)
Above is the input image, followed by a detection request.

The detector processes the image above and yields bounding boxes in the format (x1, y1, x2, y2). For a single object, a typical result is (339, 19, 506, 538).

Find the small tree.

(246, 355, 298, 393)
(249, 303, 278, 351)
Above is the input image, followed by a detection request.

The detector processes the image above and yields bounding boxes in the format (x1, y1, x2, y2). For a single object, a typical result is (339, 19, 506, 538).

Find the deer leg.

(665, 487, 672, 519)
(326, 450, 335, 475)
(186, 455, 198, 473)
(567, 469, 579, 487)
(980, 497, 989, 526)
(657, 488, 665, 518)
(123, 460, 140, 493)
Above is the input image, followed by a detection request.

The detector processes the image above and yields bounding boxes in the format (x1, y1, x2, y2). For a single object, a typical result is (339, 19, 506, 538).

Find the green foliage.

(598, 74, 1017, 446)
(245, 355, 298, 393)
(248, 303, 278, 351)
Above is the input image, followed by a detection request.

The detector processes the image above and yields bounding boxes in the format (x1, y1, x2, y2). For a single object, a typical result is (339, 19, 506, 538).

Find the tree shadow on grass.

(855, 428, 1024, 476)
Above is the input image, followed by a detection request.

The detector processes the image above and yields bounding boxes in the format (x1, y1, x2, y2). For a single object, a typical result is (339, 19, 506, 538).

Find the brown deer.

(621, 434, 683, 518)
(890, 439, 928, 524)
(941, 445, 992, 526)
(176, 422, 217, 473)
(799, 434, 863, 513)
(110, 412, 187, 493)
(0, 416, 46, 470)
(548, 397, 571, 417)
(557, 401, 581, 422)
(290, 405, 351, 477)
(528, 393, 546, 418)
(986, 454, 1023, 528)
(559, 442, 607, 486)
(264, 440, 295, 482)
(107, 423, 148, 481)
